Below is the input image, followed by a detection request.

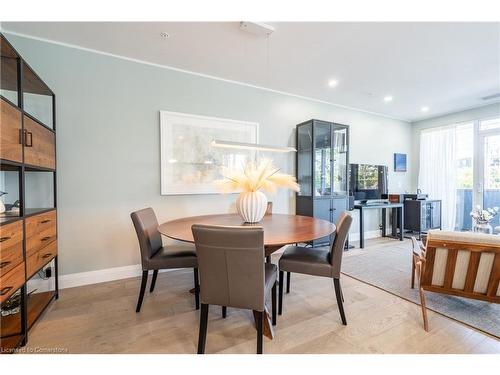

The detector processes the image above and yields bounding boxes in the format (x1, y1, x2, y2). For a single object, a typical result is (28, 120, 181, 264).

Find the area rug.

(339, 240, 500, 338)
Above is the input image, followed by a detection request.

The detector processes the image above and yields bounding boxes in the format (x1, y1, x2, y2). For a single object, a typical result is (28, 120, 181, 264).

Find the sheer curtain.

(418, 126, 457, 230)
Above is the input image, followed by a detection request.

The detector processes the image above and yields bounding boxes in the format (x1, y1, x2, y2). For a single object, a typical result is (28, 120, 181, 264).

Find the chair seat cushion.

(279, 245, 332, 277)
(265, 263, 278, 297)
(148, 244, 198, 270)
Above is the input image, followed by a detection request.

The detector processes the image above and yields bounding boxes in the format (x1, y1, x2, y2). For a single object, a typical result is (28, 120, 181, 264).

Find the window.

(419, 117, 500, 231)
(455, 123, 474, 230)
(479, 117, 500, 131)
(478, 120, 500, 229)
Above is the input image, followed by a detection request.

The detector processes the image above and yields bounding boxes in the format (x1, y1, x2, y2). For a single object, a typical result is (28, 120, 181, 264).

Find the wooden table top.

(158, 213, 336, 247)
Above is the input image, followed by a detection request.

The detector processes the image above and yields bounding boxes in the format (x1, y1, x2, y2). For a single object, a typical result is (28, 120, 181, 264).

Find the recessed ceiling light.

(328, 79, 338, 88)
(160, 32, 170, 39)
(383, 95, 393, 102)
(421, 106, 429, 112)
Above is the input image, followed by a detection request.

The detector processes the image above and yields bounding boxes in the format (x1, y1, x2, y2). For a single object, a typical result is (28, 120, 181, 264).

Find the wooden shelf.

(23, 112, 55, 133)
(22, 61, 54, 96)
(24, 208, 56, 217)
(1, 306, 23, 338)
(0, 160, 22, 170)
(0, 208, 56, 225)
(27, 291, 56, 329)
(1, 291, 56, 338)
(0, 334, 24, 353)
(1, 33, 58, 352)
(2, 39, 53, 96)
(24, 164, 56, 172)
(1, 39, 19, 95)
(0, 215, 22, 225)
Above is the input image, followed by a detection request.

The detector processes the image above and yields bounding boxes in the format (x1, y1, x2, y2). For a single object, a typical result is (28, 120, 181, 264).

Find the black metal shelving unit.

(0, 33, 58, 353)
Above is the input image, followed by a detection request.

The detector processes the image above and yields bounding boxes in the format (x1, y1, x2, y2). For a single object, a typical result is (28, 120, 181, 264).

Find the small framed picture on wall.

(394, 153, 407, 172)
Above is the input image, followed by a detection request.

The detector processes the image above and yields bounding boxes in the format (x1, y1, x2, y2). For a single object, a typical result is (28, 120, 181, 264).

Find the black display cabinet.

(296, 119, 349, 246)
(404, 199, 442, 239)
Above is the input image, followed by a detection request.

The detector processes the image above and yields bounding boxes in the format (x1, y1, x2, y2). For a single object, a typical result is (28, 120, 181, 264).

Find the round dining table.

(158, 213, 336, 255)
(158, 213, 336, 339)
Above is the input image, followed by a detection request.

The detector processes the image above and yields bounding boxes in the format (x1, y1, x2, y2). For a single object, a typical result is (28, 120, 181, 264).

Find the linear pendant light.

(211, 140, 296, 153)
(211, 26, 296, 154)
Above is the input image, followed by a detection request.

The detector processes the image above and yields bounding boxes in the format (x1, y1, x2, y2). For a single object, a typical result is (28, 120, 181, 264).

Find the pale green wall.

(4, 33, 413, 275)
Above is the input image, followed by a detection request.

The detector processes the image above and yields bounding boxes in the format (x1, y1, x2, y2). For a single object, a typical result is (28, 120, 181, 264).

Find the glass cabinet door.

(1, 39, 19, 105)
(297, 123, 312, 196)
(332, 126, 348, 196)
(22, 64, 54, 128)
(314, 122, 332, 196)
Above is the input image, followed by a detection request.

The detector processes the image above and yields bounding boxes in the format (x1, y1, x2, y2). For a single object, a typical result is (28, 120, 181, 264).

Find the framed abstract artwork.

(160, 111, 259, 195)
(394, 153, 407, 172)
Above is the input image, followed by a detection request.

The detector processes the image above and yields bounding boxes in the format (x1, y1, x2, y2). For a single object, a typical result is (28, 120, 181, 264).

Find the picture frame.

(160, 111, 259, 195)
(394, 153, 407, 172)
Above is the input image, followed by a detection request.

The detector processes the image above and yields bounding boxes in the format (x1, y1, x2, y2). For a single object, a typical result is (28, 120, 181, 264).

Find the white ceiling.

(2, 22, 500, 122)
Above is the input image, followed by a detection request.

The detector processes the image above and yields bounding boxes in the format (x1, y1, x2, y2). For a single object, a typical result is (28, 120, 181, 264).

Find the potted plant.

(215, 159, 300, 223)
(470, 205, 499, 234)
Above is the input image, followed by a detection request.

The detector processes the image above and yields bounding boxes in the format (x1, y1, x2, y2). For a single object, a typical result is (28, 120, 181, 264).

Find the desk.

(354, 202, 404, 248)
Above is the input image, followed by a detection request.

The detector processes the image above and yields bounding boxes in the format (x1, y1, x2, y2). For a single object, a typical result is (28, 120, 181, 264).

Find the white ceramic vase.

(236, 191, 268, 223)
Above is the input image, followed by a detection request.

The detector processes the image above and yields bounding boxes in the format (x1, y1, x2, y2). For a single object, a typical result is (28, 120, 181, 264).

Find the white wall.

(411, 102, 500, 190)
(5, 33, 413, 276)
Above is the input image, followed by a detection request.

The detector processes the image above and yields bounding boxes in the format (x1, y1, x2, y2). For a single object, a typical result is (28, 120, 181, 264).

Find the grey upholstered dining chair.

(130, 208, 199, 313)
(278, 212, 353, 325)
(192, 224, 278, 354)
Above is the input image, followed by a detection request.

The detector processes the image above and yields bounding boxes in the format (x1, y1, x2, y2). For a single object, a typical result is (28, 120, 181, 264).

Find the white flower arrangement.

(214, 158, 300, 193)
(470, 205, 499, 223)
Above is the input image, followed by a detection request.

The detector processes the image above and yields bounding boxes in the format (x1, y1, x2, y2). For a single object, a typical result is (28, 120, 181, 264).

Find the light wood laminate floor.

(25, 239, 500, 354)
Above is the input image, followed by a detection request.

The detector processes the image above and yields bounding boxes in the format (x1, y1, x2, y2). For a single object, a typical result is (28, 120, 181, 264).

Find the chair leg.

(419, 287, 429, 332)
(136, 270, 148, 313)
(222, 306, 227, 318)
(333, 278, 347, 325)
(278, 270, 284, 315)
(254, 310, 263, 354)
(149, 270, 158, 293)
(411, 258, 416, 289)
(193, 268, 200, 310)
(272, 281, 277, 326)
(197, 303, 209, 354)
(286, 272, 291, 293)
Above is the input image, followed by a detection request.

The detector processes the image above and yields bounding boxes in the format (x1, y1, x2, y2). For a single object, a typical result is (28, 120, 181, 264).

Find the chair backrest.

(330, 212, 353, 277)
(191, 224, 266, 311)
(422, 230, 500, 303)
(265, 202, 273, 215)
(130, 208, 163, 269)
(412, 237, 425, 257)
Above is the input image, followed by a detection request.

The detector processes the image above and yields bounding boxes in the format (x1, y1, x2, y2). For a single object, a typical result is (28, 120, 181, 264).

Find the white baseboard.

(49, 229, 386, 291)
(56, 264, 176, 290)
(348, 229, 383, 242)
(58, 264, 143, 289)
